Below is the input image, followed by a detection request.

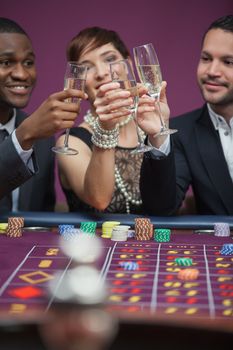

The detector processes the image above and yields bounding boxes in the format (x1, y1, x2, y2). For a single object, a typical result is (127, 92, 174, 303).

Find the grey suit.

(140, 105, 233, 215)
(0, 110, 56, 212)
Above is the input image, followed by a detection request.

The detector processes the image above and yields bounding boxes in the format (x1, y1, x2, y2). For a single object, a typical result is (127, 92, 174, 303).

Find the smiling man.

(139, 15, 233, 215)
(0, 18, 86, 211)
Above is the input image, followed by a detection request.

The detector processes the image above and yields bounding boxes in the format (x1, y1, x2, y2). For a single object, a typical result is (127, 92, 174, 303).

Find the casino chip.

(175, 257, 193, 266)
(80, 221, 97, 235)
(102, 221, 121, 238)
(0, 223, 8, 234)
(134, 218, 153, 240)
(6, 217, 24, 237)
(214, 222, 231, 237)
(154, 228, 171, 242)
(178, 268, 199, 281)
(62, 228, 83, 241)
(220, 243, 233, 255)
(58, 224, 82, 241)
(58, 224, 75, 234)
(111, 225, 130, 241)
(119, 261, 139, 270)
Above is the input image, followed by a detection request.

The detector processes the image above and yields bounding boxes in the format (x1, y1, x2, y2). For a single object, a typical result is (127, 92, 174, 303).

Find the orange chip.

(178, 268, 199, 281)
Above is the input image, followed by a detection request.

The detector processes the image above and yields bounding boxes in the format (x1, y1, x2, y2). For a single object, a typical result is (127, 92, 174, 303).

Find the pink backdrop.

(2, 0, 232, 204)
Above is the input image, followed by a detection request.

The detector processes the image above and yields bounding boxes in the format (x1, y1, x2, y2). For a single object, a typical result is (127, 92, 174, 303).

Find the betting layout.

(0, 223, 232, 320)
(104, 240, 233, 318)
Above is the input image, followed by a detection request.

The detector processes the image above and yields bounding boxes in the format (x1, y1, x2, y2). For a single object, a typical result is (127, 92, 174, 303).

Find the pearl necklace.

(84, 109, 143, 214)
(84, 109, 133, 128)
(115, 166, 142, 214)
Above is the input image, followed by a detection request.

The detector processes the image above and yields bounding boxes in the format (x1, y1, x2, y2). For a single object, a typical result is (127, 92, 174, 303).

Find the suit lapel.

(195, 107, 233, 214)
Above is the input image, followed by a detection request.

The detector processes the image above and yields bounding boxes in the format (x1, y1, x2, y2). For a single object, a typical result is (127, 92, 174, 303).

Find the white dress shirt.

(149, 105, 233, 182)
(207, 104, 233, 182)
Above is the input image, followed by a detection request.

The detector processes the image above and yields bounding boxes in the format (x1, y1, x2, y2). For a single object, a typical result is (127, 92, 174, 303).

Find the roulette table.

(0, 212, 232, 350)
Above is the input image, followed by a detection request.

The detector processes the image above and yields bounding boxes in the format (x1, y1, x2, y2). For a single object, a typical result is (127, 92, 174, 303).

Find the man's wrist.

(12, 129, 33, 154)
(15, 119, 34, 150)
(147, 134, 171, 157)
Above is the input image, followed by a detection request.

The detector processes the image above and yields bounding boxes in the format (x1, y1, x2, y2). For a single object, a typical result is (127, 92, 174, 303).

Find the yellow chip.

(102, 221, 121, 228)
(102, 221, 121, 238)
(0, 223, 8, 233)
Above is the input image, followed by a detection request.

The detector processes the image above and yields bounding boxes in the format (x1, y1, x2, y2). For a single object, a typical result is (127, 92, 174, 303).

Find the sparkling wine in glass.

(52, 62, 87, 155)
(110, 59, 153, 153)
(134, 43, 177, 137)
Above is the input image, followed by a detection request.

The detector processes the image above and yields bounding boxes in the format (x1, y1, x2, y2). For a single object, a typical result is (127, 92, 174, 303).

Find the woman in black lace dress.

(56, 27, 169, 214)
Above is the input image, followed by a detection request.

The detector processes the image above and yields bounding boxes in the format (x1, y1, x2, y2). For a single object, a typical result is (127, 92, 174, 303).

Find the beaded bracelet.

(91, 118, 119, 149)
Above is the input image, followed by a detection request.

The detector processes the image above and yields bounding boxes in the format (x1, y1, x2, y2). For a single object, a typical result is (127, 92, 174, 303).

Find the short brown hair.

(67, 27, 130, 62)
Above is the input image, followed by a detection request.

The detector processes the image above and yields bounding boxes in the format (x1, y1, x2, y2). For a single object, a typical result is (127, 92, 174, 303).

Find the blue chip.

(60, 228, 83, 241)
(119, 261, 139, 270)
(58, 224, 75, 234)
(220, 243, 233, 255)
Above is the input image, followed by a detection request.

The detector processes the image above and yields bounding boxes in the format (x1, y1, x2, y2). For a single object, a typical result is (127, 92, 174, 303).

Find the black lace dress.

(61, 127, 144, 214)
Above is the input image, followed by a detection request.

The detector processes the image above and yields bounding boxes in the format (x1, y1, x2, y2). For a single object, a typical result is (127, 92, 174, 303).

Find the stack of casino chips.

(154, 228, 171, 242)
(134, 218, 153, 240)
(214, 222, 231, 237)
(220, 243, 233, 255)
(58, 224, 75, 234)
(58, 224, 83, 240)
(101, 221, 120, 238)
(0, 223, 8, 234)
(6, 217, 24, 237)
(80, 222, 97, 236)
(111, 225, 130, 241)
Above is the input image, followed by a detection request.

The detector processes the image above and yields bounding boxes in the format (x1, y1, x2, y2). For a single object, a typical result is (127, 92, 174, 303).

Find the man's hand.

(16, 89, 87, 150)
(137, 82, 170, 148)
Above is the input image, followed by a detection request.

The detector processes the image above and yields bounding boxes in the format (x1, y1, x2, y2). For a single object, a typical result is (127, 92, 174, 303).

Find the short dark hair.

(67, 26, 130, 62)
(0, 17, 28, 36)
(205, 15, 233, 35)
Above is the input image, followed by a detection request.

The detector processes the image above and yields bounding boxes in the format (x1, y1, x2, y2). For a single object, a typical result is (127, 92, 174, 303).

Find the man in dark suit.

(0, 18, 86, 211)
(138, 15, 233, 215)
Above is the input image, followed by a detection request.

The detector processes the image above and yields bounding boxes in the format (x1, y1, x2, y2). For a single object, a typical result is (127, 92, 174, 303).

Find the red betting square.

(8, 286, 43, 299)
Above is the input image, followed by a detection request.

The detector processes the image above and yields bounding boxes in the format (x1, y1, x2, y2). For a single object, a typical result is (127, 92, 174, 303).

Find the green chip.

(154, 228, 171, 234)
(154, 228, 171, 242)
(80, 222, 97, 235)
(175, 257, 193, 266)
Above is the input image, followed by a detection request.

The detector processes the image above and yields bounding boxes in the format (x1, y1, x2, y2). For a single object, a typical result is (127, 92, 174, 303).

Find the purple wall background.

(2, 0, 232, 204)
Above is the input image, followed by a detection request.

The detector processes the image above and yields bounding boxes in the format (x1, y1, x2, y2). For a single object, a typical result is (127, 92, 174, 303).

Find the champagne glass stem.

(153, 97, 178, 137)
(156, 99, 167, 132)
(134, 110, 143, 146)
(63, 128, 70, 149)
(136, 125, 143, 145)
(131, 109, 153, 154)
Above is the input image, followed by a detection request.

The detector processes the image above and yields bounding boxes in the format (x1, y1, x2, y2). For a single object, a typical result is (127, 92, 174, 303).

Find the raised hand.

(94, 81, 132, 129)
(137, 82, 171, 147)
(16, 88, 87, 150)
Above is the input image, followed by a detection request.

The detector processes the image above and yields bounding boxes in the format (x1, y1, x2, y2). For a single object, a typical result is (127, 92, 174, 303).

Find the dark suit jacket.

(140, 105, 233, 215)
(0, 110, 56, 212)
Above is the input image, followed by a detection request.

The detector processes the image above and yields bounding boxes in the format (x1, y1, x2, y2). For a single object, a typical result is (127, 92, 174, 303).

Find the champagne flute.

(52, 62, 87, 155)
(133, 43, 177, 137)
(110, 59, 153, 153)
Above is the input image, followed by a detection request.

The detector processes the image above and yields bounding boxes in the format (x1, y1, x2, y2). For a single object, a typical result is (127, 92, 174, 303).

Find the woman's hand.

(94, 82, 133, 130)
